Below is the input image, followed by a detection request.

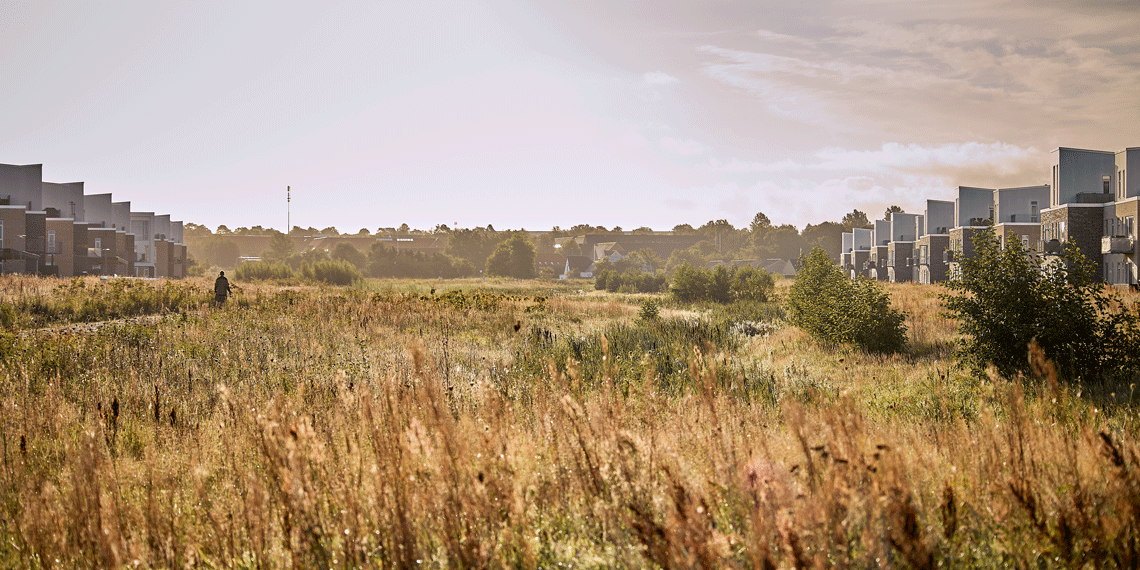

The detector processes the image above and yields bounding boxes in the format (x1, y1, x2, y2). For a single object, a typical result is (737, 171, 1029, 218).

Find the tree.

(787, 247, 907, 353)
(263, 231, 294, 262)
(447, 227, 501, 269)
(485, 234, 537, 279)
(731, 265, 775, 302)
(841, 209, 871, 230)
(629, 248, 664, 273)
(671, 223, 698, 235)
(331, 242, 367, 269)
(884, 205, 904, 220)
(750, 212, 772, 233)
(184, 223, 212, 238)
(215, 225, 231, 235)
(941, 226, 1140, 380)
(801, 221, 844, 262)
(668, 263, 774, 304)
(666, 248, 706, 274)
(201, 237, 240, 268)
(631, 226, 656, 235)
(698, 219, 739, 253)
(557, 239, 583, 257)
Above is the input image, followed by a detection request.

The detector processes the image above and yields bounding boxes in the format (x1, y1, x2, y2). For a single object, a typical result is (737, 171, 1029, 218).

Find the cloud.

(642, 71, 679, 85)
(712, 141, 1044, 178)
(658, 136, 708, 155)
(697, 10, 1140, 146)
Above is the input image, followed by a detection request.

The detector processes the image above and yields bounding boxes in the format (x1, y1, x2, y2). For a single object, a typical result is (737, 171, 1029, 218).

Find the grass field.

(1, 274, 1138, 568)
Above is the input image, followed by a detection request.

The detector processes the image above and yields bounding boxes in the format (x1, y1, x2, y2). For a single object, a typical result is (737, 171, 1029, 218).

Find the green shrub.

(787, 247, 907, 353)
(485, 234, 536, 279)
(637, 298, 660, 322)
(308, 259, 363, 286)
(941, 226, 1140, 380)
(594, 269, 667, 294)
(669, 263, 775, 304)
(234, 260, 294, 281)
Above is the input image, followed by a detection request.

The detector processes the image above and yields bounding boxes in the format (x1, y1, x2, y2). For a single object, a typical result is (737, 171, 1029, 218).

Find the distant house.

(757, 259, 797, 277)
(592, 242, 627, 262)
(561, 255, 594, 279)
(580, 233, 702, 261)
(535, 252, 566, 274)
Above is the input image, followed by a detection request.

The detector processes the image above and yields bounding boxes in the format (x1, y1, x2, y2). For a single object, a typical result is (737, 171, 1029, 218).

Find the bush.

(787, 247, 907, 353)
(941, 226, 1140, 380)
(234, 260, 294, 281)
(307, 259, 363, 286)
(669, 263, 775, 304)
(594, 269, 667, 294)
(486, 234, 537, 279)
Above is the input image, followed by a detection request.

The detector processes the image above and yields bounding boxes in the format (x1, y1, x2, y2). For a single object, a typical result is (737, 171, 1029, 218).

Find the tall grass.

(0, 275, 1137, 567)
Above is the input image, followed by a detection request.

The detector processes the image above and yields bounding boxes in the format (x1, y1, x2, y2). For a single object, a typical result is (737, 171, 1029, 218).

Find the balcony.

(1075, 192, 1114, 204)
(1037, 239, 1063, 255)
(1103, 236, 1135, 255)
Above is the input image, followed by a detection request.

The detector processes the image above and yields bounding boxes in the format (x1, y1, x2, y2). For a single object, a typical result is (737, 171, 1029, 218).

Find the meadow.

(0, 274, 1138, 568)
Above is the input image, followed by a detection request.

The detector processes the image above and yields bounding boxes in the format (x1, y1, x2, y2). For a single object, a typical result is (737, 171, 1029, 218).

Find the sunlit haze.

(2, 0, 1137, 231)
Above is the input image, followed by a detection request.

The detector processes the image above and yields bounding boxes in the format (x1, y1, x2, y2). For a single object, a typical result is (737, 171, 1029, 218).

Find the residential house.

(1040, 147, 1116, 280)
(916, 199, 954, 284)
(886, 212, 921, 282)
(948, 186, 995, 278)
(1102, 147, 1140, 286)
(993, 185, 1049, 255)
(868, 219, 891, 280)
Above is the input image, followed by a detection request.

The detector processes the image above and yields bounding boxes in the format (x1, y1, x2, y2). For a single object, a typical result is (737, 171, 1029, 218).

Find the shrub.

(669, 263, 775, 304)
(595, 269, 667, 294)
(941, 226, 1140, 380)
(308, 259, 363, 286)
(234, 260, 294, 281)
(787, 247, 907, 353)
(485, 234, 536, 279)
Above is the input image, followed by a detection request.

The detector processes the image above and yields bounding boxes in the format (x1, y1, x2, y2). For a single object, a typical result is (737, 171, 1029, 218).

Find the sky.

(1, 0, 1137, 233)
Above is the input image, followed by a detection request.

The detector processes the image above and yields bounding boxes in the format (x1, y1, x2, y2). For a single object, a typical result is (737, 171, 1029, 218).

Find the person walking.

(214, 270, 231, 307)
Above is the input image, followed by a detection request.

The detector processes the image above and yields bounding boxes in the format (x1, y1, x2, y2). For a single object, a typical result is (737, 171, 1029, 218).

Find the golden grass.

(0, 275, 1137, 568)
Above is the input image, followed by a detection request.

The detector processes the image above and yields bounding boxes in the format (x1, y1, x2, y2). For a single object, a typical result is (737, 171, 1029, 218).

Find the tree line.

(186, 207, 887, 278)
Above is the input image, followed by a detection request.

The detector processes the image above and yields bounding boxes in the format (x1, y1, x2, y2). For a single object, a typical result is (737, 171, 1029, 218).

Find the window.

(1053, 165, 1059, 204)
(1104, 176, 1111, 194)
(47, 230, 55, 252)
(1031, 201, 1038, 223)
(0, 220, 3, 249)
(94, 238, 102, 250)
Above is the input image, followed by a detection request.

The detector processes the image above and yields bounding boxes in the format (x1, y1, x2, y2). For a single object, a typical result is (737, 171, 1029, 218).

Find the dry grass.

(0, 275, 1138, 568)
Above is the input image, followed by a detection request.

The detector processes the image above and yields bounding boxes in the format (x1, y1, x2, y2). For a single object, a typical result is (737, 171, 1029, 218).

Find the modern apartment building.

(886, 212, 921, 282)
(0, 162, 185, 278)
(916, 199, 954, 284)
(840, 227, 873, 279)
(1040, 148, 1117, 280)
(947, 186, 995, 278)
(868, 219, 891, 281)
(1102, 148, 1140, 286)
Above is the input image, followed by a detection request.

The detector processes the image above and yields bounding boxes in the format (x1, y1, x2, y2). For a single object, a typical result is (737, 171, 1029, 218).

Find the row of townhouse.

(0, 163, 187, 278)
(840, 146, 1140, 287)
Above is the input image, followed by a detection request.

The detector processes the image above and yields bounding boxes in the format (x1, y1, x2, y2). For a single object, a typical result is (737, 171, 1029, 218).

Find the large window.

(47, 230, 55, 252)
(0, 220, 4, 249)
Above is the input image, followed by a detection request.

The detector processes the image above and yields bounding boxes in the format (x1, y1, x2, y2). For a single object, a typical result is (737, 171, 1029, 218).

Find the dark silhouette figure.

(214, 270, 231, 307)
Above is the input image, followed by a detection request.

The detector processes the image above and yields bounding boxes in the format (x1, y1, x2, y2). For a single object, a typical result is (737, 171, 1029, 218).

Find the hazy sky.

(2, 1, 1137, 232)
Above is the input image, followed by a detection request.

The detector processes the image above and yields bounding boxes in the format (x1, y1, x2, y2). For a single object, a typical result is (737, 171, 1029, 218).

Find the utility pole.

(287, 186, 291, 235)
